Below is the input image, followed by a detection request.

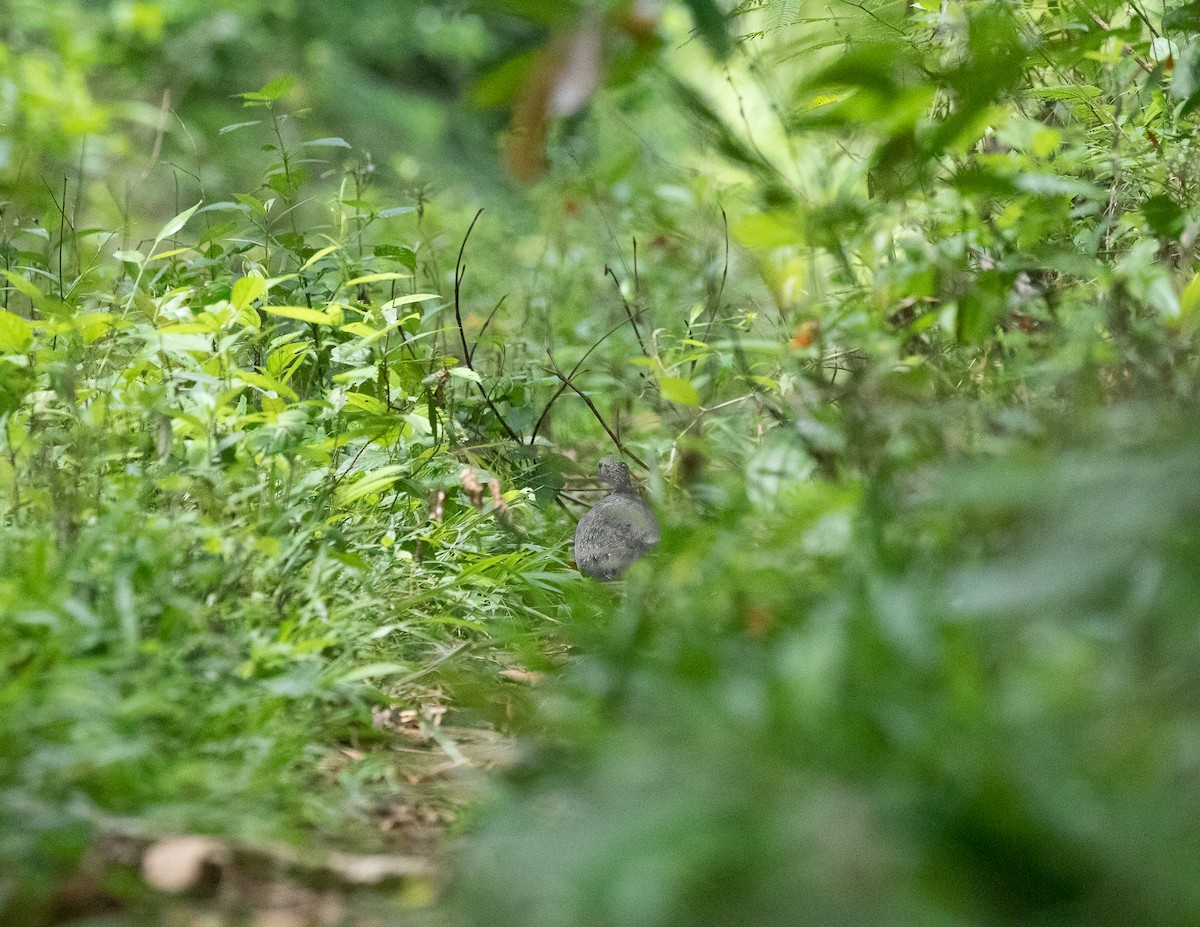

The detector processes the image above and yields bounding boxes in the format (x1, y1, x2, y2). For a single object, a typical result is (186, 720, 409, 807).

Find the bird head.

(596, 456, 633, 491)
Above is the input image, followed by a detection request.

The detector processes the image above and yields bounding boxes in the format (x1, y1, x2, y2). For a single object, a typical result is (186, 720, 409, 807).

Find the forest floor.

(50, 701, 522, 925)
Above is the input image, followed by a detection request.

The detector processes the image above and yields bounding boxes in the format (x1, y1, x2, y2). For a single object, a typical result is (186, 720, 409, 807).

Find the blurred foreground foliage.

(2, 0, 1200, 925)
(458, 403, 1200, 926)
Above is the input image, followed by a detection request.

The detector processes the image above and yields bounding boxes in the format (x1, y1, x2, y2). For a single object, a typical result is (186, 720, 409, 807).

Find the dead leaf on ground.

(325, 850, 434, 885)
(372, 699, 447, 737)
(142, 835, 228, 894)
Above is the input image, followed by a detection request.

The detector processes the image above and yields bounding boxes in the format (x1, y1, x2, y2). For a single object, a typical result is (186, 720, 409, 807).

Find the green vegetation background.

(3, 0, 1200, 924)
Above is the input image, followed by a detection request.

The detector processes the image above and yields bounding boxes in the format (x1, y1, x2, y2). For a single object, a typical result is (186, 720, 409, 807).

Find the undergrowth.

(4, 1, 1200, 925)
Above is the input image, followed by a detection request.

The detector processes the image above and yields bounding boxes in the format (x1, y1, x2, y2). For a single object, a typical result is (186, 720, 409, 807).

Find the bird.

(573, 457, 660, 580)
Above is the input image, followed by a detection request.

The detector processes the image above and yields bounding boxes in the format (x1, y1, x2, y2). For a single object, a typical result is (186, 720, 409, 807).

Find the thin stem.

(530, 311, 647, 444)
(452, 209, 522, 443)
(543, 354, 649, 470)
(604, 265, 648, 355)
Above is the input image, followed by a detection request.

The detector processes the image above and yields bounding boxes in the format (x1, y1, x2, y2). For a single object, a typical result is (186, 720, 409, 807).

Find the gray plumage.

(573, 457, 660, 580)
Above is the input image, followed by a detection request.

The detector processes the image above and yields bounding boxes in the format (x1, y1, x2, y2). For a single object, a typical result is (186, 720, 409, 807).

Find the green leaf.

(300, 245, 341, 271)
(77, 312, 115, 343)
(266, 341, 310, 382)
(1180, 270, 1200, 319)
(153, 202, 201, 244)
(0, 360, 34, 415)
(381, 294, 439, 309)
(955, 271, 1009, 344)
(342, 313, 420, 347)
(263, 304, 343, 325)
(1, 270, 44, 302)
(158, 321, 219, 335)
(747, 429, 815, 507)
(470, 49, 540, 108)
(233, 303, 262, 330)
(659, 376, 700, 406)
(148, 247, 193, 261)
(260, 75, 296, 99)
(342, 391, 387, 414)
(231, 276, 267, 312)
(373, 245, 417, 271)
(1142, 194, 1186, 240)
(1165, 0, 1200, 32)
(219, 120, 262, 135)
(233, 193, 268, 216)
(332, 366, 379, 387)
(337, 465, 406, 505)
(343, 272, 412, 287)
(681, 0, 731, 59)
(236, 369, 298, 402)
(0, 310, 33, 353)
(337, 662, 414, 684)
(239, 75, 296, 102)
(734, 211, 802, 249)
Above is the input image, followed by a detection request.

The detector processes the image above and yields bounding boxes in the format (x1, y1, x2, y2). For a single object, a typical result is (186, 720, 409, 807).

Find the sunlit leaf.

(381, 294, 439, 309)
(343, 272, 413, 287)
(235, 369, 298, 402)
(300, 245, 341, 271)
(337, 464, 406, 504)
(1181, 271, 1200, 319)
(342, 391, 388, 414)
(659, 375, 699, 406)
(231, 276, 267, 312)
(263, 304, 343, 325)
(1, 271, 43, 301)
(153, 201, 201, 243)
(148, 247, 194, 261)
(239, 74, 295, 102)
(0, 311, 33, 353)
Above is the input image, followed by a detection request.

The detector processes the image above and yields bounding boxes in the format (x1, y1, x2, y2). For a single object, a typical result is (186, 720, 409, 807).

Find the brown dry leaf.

(460, 466, 485, 508)
(1011, 311, 1046, 333)
(378, 707, 423, 738)
(499, 667, 544, 684)
(790, 320, 820, 349)
(324, 850, 434, 885)
(505, 15, 605, 183)
(504, 54, 555, 183)
(141, 835, 228, 894)
(488, 478, 509, 516)
(428, 489, 445, 522)
(377, 804, 416, 833)
(370, 704, 403, 732)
